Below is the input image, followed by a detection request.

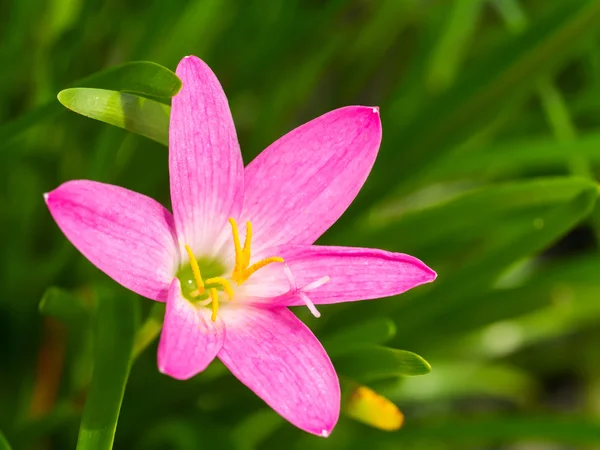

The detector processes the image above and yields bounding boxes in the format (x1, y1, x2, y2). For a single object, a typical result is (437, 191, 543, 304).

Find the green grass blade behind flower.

(425, 0, 483, 92)
(392, 183, 598, 345)
(389, 415, 600, 446)
(422, 132, 600, 183)
(411, 256, 600, 354)
(76, 288, 138, 450)
(0, 432, 12, 450)
(343, 0, 600, 219)
(393, 362, 537, 405)
(334, 346, 431, 383)
(58, 89, 170, 146)
(321, 317, 396, 357)
(337, 177, 596, 256)
(0, 61, 180, 146)
(457, 284, 600, 360)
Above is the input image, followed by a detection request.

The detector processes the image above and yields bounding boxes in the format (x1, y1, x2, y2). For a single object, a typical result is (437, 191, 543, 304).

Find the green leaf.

(322, 317, 396, 357)
(392, 415, 600, 445)
(58, 89, 170, 145)
(342, 177, 596, 256)
(0, 432, 12, 450)
(0, 61, 179, 145)
(393, 362, 537, 404)
(426, 0, 484, 92)
(393, 181, 597, 344)
(334, 346, 431, 382)
(424, 132, 600, 183)
(346, 0, 600, 219)
(76, 288, 138, 450)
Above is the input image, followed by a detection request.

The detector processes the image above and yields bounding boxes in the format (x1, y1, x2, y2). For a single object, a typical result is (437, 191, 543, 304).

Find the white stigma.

(283, 264, 329, 318)
(321, 429, 330, 438)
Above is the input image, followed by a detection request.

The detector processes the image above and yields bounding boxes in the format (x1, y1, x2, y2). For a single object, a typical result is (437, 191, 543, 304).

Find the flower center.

(178, 218, 284, 322)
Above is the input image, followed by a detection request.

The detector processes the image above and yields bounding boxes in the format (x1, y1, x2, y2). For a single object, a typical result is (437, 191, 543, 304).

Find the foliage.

(2, 0, 600, 449)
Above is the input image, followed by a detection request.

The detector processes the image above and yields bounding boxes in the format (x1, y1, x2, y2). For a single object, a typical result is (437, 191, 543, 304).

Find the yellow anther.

(205, 277, 234, 300)
(245, 257, 285, 279)
(184, 244, 204, 294)
(228, 218, 284, 285)
(209, 288, 219, 322)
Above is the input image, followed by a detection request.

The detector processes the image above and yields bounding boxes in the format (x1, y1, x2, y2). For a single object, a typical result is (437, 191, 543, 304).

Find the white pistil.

(298, 291, 321, 318)
(283, 264, 329, 318)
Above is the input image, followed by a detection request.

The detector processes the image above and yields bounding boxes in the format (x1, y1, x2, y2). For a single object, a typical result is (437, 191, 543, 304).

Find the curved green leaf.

(58, 88, 170, 145)
(322, 317, 396, 357)
(334, 346, 431, 382)
(0, 61, 179, 145)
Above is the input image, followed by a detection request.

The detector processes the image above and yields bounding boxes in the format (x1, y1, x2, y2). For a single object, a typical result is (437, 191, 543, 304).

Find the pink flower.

(45, 55, 436, 436)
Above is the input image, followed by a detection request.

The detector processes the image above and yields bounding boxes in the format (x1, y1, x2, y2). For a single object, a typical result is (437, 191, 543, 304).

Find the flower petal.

(241, 106, 381, 252)
(45, 180, 178, 301)
(158, 279, 224, 380)
(218, 306, 339, 436)
(169, 56, 244, 256)
(242, 245, 436, 305)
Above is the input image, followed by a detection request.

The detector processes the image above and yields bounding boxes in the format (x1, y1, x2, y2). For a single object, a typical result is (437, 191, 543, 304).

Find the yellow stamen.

(205, 277, 234, 300)
(184, 244, 204, 294)
(209, 288, 219, 322)
(242, 221, 252, 256)
(228, 218, 284, 284)
(245, 257, 285, 279)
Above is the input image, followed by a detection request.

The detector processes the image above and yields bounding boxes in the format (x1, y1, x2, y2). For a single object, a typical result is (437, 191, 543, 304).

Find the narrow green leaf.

(0, 432, 12, 450)
(426, 0, 483, 92)
(393, 183, 597, 344)
(425, 132, 600, 183)
(334, 346, 431, 382)
(345, 177, 596, 255)
(76, 289, 138, 450)
(0, 61, 179, 145)
(58, 88, 170, 145)
(393, 363, 537, 404)
(347, 0, 600, 218)
(392, 415, 600, 445)
(322, 317, 396, 357)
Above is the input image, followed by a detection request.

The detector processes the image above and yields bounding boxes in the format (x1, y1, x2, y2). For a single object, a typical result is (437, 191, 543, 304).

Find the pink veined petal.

(241, 106, 382, 253)
(158, 279, 224, 380)
(241, 245, 437, 305)
(45, 180, 178, 301)
(169, 56, 244, 257)
(218, 306, 339, 437)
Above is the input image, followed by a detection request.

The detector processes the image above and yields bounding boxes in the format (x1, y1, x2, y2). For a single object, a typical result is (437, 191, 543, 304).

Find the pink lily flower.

(45, 55, 436, 436)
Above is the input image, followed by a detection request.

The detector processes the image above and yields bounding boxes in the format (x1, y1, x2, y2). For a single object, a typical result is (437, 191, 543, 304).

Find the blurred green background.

(3, 0, 600, 448)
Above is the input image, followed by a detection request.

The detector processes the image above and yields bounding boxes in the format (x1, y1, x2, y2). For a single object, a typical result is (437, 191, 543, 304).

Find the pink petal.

(45, 180, 178, 301)
(242, 245, 436, 305)
(158, 279, 224, 380)
(241, 106, 381, 253)
(218, 306, 339, 436)
(169, 56, 244, 256)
